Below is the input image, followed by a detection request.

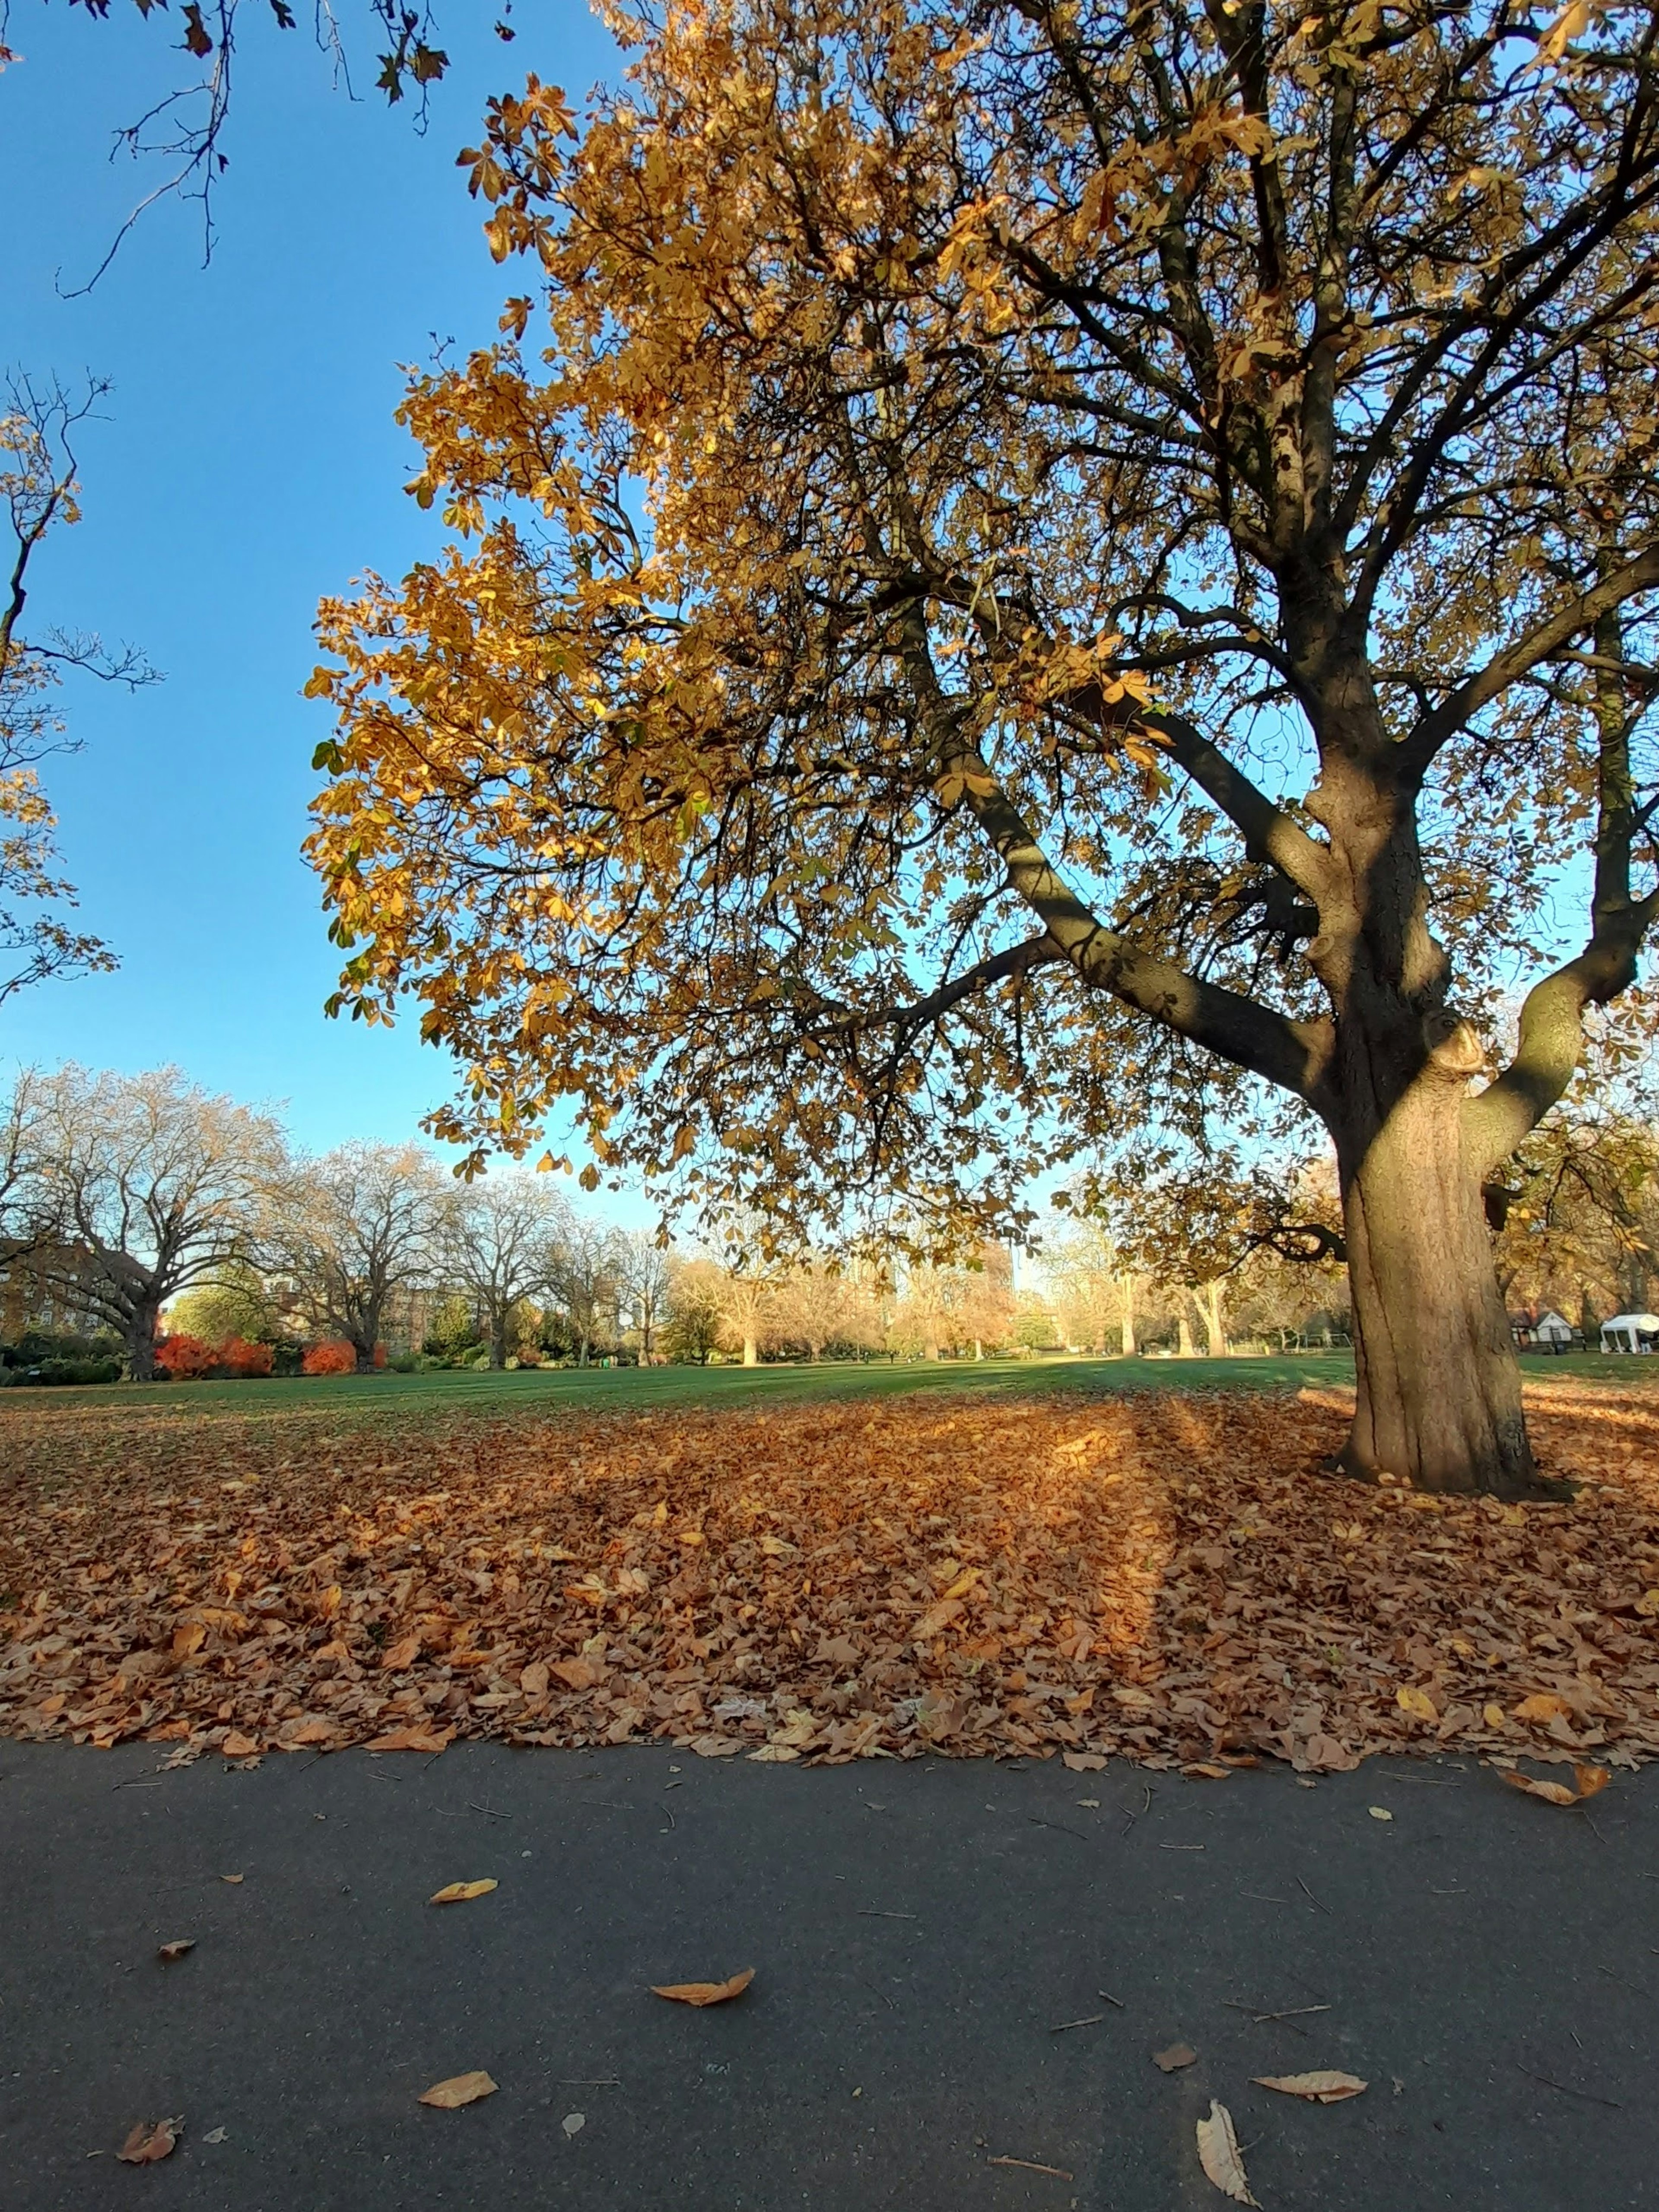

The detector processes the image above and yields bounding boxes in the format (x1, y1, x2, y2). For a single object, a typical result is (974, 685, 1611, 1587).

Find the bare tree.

(2, 375, 156, 1006)
(617, 1230, 672, 1363)
(17, 1063, 285, 1377)
(545, 1212, 620, 1368)
(444, 1169, 569, 1368)
(275, 1142, 450, 1371)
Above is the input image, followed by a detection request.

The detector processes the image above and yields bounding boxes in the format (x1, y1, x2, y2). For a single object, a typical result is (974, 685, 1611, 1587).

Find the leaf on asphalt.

(156, 1939, 196, 1962)
(1395, 1686, 1437, 1722)
(418, 2071, 498, 2108)
(1153, 2042, 1197, 2071)
(1196, 2100, 1259, 2206)
(203, 2126, 228, 2144)
(1497, 1762, 1611, 1806)
(221, 1730, 260, 1758)
(1182, 1761, 1233, 1779)
(1253, 2070, 1368, 2102)
(1512, 1692, 1573, 1723)
(365, 1726, 454, 1754)
(1062, 1749, 1108, 1772)
(651, 1967, 756, 2006)
(220, 1873, 244, 1884)
(429, 1879, 499, 1904)
(562, 2111, 585, 2137)
(117, 2117, 180, 2164)
(1368, 1806, 1393, 1820)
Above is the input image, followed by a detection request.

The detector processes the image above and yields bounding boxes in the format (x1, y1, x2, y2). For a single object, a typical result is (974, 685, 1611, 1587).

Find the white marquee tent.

(1600, 1314, 1659, 1353)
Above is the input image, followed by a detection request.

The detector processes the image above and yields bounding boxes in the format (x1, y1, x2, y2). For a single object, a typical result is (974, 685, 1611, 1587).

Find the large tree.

(275, 1141, 450, 1370)
(11, 1063, 286, 1377)
(309, 0, 1659, 1492)
(442, 1165, 569, 1366)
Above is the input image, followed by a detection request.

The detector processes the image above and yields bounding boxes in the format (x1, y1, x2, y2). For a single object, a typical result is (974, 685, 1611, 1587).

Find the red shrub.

(301, 1339, 359, 1376)
(154, 1333, 216, 1380)
(219, 1336, 273, 1378)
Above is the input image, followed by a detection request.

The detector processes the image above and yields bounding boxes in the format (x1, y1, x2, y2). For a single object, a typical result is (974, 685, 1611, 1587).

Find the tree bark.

(125, 1301, 160, 1381)
(742, 1330, 758, 1367)
(1332, 1055, 1535, 1495)
(1199, 1280, 1226, 1358)
(923, 1332, 941, 1361)
(1176, 1312, 1195, 1357)
(489, 1313, 507, 1369)
(1119, 1273, 1136, 1357)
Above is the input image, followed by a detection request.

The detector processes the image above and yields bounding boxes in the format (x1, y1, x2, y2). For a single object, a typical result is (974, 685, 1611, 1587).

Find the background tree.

(545, 1211, 619, 1367)
(165, 1258, 274, 1345)
(714, 1263, 776, 1368)
(275, 1141, 449, 1371)
(15, 1063, 285, 1377)
(443, 1167, 567, 1368)
(616, 1229, 672, 1362)
(958, 1243, 1017, 1358)
(1493, 1103, 1659, 1329)
(664, 1254, 725, 1365)
(311, 2, 1659, 1492)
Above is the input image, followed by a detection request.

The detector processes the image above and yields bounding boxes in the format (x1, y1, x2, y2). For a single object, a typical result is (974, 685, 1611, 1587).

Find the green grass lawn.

(2, 1345, 1649, 1428)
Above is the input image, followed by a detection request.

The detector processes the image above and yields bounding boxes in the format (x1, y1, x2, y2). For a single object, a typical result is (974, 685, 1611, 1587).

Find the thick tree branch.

(1401, 544, 1659, 774)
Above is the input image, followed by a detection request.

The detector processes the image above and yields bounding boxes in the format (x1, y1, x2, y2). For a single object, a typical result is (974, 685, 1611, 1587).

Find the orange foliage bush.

(153, 1334, 215, 1380)
(219, 1337, 273, 1378)
(301, 1339, 358, 1376)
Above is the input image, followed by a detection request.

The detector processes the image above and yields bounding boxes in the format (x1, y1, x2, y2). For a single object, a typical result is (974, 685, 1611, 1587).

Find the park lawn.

(3, 1361, 1658, 1780)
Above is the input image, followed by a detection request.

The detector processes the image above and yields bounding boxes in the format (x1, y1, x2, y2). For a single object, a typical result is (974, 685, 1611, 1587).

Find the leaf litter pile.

(4, 1379, 1659, 1776)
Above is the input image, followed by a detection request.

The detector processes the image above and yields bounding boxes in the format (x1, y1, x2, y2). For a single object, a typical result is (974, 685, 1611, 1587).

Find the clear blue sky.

(1, 3, 629, 1173)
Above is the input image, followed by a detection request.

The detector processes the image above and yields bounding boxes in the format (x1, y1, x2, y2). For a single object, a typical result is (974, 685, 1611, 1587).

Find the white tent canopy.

(1601, 1314, 1659, 1352)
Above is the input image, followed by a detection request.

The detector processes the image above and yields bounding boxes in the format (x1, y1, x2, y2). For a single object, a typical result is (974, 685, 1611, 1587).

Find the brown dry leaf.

(156, 1939, 195, 1963)
(1498, 1762, 1611, 1806)
(117, 2117, 180, 2164)
(220, 1730, 259, 1758)
(172, 1620, 207, 1660)
(1512, 1692, 1573, 1723)
(429, 1879, 499, 1904)
(1153, 2042, 1197, 2071)
(1252, 2070, 1368, 2102)
(364, 1726, 454, 1754)
(1196, 2100, 1259, 2206)
(1182, 1762, 1232, 1780)
(650, 1967, 756, 2007)
(220, 1873, 243, 1884)
(10, 1380, 1659, 1780)
(1062, 1751, 1108, 1772)
(418, 2071, 498, 2109)
(1395, 1686, 1437, 1723)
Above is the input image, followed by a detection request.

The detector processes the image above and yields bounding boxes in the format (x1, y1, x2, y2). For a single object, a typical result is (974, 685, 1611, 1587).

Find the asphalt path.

(2, 1741, 1654, 2210)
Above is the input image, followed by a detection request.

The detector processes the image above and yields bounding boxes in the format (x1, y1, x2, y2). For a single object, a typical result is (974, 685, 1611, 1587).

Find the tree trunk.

(1334, 1066, 1535, 1495)
(125, 1301, 161, 1381)
(1176, 1312, 1195, 1357)
(489, 1313, 507, 1369)
(1119, 1273, 1136, 1357)
(742, 1330, 758, 1367)
(1200, 1280, 1226, 1358)
(923, 1333, 941, 1361)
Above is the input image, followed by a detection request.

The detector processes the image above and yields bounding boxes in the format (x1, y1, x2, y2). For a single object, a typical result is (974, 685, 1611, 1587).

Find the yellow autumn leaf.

(418, 2071, 499, 2108)
(429, 1879, 499, 1905)
(1396, 1685, 1438, 1723)
(651, 1968, 756, 2007)
(1252, 2071, 1367, 2102)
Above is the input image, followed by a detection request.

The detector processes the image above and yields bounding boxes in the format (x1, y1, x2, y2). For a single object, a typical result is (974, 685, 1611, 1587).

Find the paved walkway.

(2, 1742, 1653, 2209)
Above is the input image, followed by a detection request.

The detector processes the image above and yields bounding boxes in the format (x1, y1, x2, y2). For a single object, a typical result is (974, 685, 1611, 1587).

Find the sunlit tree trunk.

(1119, 1273, 1136, 1357)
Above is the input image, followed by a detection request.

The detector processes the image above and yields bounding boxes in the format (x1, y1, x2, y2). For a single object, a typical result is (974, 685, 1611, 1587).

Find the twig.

(987, 2156, 1074, 2180)
(1296, 1876, 1332, 1916)
(1159, 1842, 1205, 1851)
(1029, 1817, 1088, 1842)
(660, 1807, 676, 1831)
(858, 1909, 918, 1919)
(1239, 1891, 1290, 1904)
(1596, 1965, 1649, 1997)
(1514, 2063, 1621, 2110)
(860, 1978, 898, 2012)
(1096, 1990, 1125, 2008)
(1049, 2015, 1106, 2034)
(467, 1801, 512, 1820)
(1223, 2001, 1332, 2024)
(556, 2076, 621, 2086)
